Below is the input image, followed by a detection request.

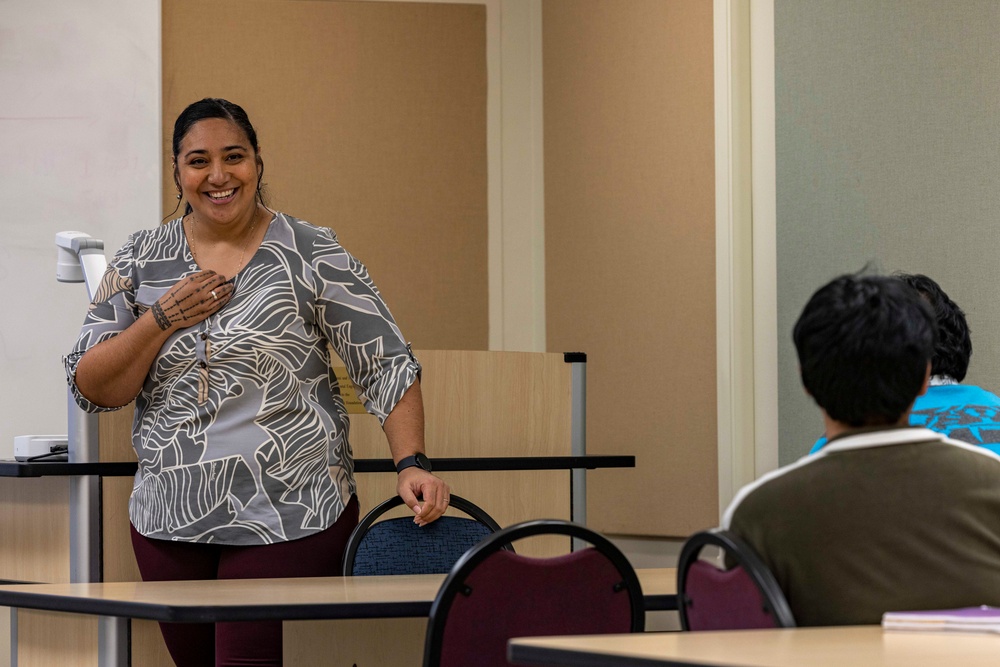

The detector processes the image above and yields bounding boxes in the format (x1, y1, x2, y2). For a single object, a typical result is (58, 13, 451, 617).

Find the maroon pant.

(129, 495, 359, 667)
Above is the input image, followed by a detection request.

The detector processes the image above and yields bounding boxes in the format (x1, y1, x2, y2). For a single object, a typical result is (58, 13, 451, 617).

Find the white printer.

(14, 435, 69, 462)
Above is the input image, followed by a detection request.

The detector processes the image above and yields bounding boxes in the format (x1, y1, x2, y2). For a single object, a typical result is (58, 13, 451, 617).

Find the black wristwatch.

(395, 452, 432, 474)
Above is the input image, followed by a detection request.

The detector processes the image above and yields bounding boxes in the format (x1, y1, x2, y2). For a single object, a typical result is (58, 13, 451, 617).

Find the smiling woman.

(63, 98, 451, 667)
(172, 101, 264, 219)
(176, 118, 267, 276)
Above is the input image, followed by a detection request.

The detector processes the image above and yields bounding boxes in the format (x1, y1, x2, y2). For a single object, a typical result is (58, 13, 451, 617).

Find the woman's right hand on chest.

(151, 271, 234, 332)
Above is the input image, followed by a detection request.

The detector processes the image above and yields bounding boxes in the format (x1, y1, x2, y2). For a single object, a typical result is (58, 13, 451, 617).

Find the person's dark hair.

(894, 273, 971, 382)
(167, 98, 267, 218)
(793, 272, 936, 427)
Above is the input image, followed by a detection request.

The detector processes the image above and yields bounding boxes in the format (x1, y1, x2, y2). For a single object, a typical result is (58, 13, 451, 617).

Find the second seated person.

(64, 98, 450, 667)
(810, 272, 1000, 454)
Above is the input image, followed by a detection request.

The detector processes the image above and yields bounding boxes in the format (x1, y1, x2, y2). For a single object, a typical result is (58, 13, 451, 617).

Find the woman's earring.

(176, 193, 182, 200)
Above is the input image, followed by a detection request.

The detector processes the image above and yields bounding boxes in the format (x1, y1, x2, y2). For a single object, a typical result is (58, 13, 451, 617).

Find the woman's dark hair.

(894, 273, 971, 382)
(793, 273, 936, 427)
(167, 98, 267, 217)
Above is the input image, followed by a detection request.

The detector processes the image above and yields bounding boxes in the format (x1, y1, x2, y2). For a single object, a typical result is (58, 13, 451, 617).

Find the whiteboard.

(0, 0, 160, 457)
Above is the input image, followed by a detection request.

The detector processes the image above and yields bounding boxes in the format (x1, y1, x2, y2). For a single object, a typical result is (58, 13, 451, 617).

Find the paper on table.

(882, 606, 1000, 634)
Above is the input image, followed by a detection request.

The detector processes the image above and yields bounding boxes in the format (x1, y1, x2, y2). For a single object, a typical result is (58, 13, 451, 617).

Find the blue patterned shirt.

(809, 383, 1000, 456)
(65, 213, 420, 545)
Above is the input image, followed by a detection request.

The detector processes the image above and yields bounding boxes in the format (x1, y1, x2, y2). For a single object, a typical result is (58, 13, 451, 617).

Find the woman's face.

(174, 118, 260, 229)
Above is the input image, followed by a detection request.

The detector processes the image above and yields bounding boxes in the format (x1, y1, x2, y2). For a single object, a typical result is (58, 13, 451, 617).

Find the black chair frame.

(676, 528, 795, 630)
(423, 518, 645, 667)
(341, 494, 508, 576)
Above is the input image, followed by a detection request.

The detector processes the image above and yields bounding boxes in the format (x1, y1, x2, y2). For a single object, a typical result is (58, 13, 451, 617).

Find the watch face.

(397, 453, 433, 474)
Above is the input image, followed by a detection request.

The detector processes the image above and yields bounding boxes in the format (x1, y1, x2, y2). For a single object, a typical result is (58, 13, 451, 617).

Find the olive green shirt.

(724, 428, 1000, 626)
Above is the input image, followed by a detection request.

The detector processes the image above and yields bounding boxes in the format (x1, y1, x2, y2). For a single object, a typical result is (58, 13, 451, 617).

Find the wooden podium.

(293, 350, 587, 666)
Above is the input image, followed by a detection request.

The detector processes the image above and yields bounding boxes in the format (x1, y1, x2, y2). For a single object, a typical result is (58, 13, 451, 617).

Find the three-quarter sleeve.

(63, 235, 139, 413)
(310, 227, 421, 424)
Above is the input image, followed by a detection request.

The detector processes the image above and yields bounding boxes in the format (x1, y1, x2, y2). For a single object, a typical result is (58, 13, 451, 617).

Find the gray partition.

(776, 0, 1000, 463)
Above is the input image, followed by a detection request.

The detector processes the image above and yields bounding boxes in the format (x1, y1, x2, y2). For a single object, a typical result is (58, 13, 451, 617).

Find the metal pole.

(67, 391, 101, 584)
(10, 608, 16, 667)
(98, 617, 129, 667)
(565, 353, 587, 551)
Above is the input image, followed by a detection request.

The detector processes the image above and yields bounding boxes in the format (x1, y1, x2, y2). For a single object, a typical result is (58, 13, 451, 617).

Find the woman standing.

(65, 98, 449, 666)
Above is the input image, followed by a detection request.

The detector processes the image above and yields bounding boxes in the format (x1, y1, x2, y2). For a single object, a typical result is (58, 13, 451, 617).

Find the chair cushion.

(684, 559, 779, 630)
(351, 516, 494, 576)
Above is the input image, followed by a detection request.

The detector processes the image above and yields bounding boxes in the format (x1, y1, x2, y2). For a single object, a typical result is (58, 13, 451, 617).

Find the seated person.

(810, 273, 1000, 455)
(724, 272, 1000, 626)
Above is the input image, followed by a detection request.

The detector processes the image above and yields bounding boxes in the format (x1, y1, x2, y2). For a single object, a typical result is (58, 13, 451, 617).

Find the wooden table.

(0, 568, 675, 666)
(0, 567, 674, 621)
(507, 625, 1000, 667)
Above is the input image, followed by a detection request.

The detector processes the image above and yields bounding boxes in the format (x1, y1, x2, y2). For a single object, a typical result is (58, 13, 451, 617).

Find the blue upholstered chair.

(341, 494, 509, 576)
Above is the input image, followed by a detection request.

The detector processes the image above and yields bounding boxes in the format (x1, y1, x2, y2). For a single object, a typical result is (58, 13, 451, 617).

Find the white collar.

(822, 427, 945, 452)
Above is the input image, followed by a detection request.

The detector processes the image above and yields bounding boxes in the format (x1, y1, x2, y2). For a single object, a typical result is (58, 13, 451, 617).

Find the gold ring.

(211, 290, 218, 301)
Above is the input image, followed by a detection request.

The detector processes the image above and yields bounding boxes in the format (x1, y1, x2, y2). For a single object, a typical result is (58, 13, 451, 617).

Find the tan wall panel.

(543, 0, 718, 537)
(99, 409, 135, 463)
(162, 0, 488, 350)
(17, 611, 97, 667)
(286, 617, 426, 667)
(132, 619, 175, 667)
(0, 479, 70, 583)
(349, 350, 573, 458)
(0, 609, 7, 667)
(102, 477, 139, 583)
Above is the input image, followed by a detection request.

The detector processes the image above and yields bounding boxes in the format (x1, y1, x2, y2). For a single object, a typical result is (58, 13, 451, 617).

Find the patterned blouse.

(64, 212, 420, 545)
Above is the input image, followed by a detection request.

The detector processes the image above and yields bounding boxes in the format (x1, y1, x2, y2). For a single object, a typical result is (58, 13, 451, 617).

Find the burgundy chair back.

(677, 529, 795, 631)
(683, 560, 781, 630)
(424, 519, 644, 667)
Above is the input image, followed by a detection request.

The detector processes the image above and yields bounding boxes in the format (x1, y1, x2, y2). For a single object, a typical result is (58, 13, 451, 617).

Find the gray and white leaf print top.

(64, 213, 420, 545)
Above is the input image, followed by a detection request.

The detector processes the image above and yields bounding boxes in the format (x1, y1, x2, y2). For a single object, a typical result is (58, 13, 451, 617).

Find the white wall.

(0, 0, 160, 457)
